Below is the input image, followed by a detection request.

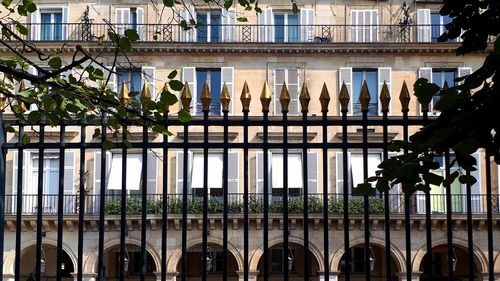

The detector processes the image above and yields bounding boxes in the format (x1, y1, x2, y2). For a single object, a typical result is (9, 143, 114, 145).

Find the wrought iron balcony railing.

(4, 193, 495, 216)
(3, 23, 471, 44)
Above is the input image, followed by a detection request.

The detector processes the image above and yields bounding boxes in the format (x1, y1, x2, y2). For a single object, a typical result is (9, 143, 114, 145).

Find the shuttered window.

(273, 68, 300, 115)
(351, 10, 379, 42)
(30, 6, 68, 41)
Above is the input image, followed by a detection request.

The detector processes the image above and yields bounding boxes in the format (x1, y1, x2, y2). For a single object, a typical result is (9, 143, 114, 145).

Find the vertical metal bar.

(14, 124, 24, 281)
(465, 170, 474, 281)
(35, 124, 45, 281)
(243, 109, 249, 281)
(141, 125, 148, 281)
(382, 107, 391, 281)
(161, 117, 169, 281)
(202, 110, 209, 281)
(423, 112, 432, 281)
(362, 107, 370, 281)
(181, 123, 188, 281)
(283, 111, 289, 281)
(0, 111, 5, 280)
(222, 108, 229, 281)
(402, 109, 411, 281)
(485, 153, 494, 281)
(56, 124, 66, 281)
(302, 109, 310, 281)
(341, 110, 349, 281)
(263, 111, 270, 281)
(97, 117, 107, 281)
(77, 119, 87, 281)
(445, 151, 454, 281)
(119, 127, 128, 281)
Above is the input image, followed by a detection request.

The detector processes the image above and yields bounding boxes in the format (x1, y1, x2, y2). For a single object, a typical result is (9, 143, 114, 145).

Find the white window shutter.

(12, 151, 28, 194)
(146, 152, 157, 194)
(288, 69, 300, 116)
(259, 8, 274, 42)
(339, 67, 353, 113)
(273, 69, 286, 115)
(136, 8, 145, 40)
(182, 67, 196, 113)
(141, 66, 156, 99)
(306, 152, 318, 194)
(457, 67, 472, 85)
(176, 151, 193, 194)
(470, 152, 482, 213)
(256, 151, 263, 194)
(418, 67, 433, 82)
(64, 151, 75, 193)
(300, 9, 314, 42)
(179, 7, 196, 42)
(351, 10, 358, 42)
(26, 66, 38, 112)
(335, 152, 352, 194)
(30, 10, 41, 40)
(371, 10, 379, 42)
(115, 8, 128, 35)
(61, 6, 69, 40)
(222, 8, 236, 42)
(417, 9, 431, 42)
(228, 152, 239, 194)
(105, 66, 117, 92)
(221, 67, 234, 114)
(378, 67, 392, 114)
(93, 152, 101, 194)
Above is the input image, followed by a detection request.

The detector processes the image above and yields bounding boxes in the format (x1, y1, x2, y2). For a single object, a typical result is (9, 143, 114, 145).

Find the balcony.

(4, 23, 468, 45)
(3, 193, 495, 216)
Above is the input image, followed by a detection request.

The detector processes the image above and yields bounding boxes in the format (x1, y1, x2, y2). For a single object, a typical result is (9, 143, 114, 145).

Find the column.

(154, 271, 178, 281)
(397, 272, 421, 281)
(318, 272, 339, 281)
(236, 271, 259, 281)
(72, 273, 97, 281)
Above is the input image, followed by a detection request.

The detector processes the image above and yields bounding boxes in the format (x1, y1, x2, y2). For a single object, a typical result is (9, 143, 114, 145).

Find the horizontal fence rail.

(2, 23, 481, 44)
(0, 79, 497, 281)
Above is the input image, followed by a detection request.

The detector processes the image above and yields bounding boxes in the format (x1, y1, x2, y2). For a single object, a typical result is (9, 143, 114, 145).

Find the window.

(256, 151, 318, 196)
(30, 7, 68, 41)
(416, 9, 454, 43)
(118, 69, 142, 95)
(128, 250, 155, 275)
(180, 8, 236, 42)
(340, 246, 367, 274)
(107, 66, 156, 100)
(270, 248, 296, 273)
(351, 10, 379, 42)
(418, 67, 471, 114)
(339, 67, 391, 116)
(12, 150, 75, 214)
(431, 12, 453, 42)
(258, 8, 314, 43)
(176, 151, 239, 196)
(182, 67, 234, 115)
(115, 8, 144, 38)
(335, 152, 381, 195)
(273, 68, 300, 115)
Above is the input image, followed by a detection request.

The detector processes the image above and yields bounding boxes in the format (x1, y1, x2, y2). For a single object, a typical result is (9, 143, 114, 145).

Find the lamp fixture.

(206, 247, 214, 272)
(287, 247, 294, 272)
(123, 247, 130, 272)
(369, 247, 375, 272)
(450, 247, 457, 272)
(40, 247, 47, 274)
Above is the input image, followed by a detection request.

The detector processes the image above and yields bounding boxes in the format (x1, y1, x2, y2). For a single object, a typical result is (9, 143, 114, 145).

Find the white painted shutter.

(64, 151, 75, 193)
(228, 152, 239, 194)
(176, 151, 193, 194)
(273, 69, 286, 115)
(147, 152, 157, 194)
(93, 151, 111, 195)
(457, 67, 472, 85)
(256, 151, 263, 194)
(30, 10, 41, 40)
(221, 67, 234, 114)
(61, 6, 69, 40)
(417, 9, 431, 42)
(26, 66, 38, 112)
(182, 67, 196, 114)
(335, 152, 352, 194)
(370, 10, 379, 42)
(141, 66, 156, 99)
(136, 8, 145, 40)
(180, 7, 196, 42)
(288, 69, 300, 116)
(419, 67, 433, 113)
(259, 8, 274, 42)
(339, 67, 353, 113)
(300, 9, 314, 42)
(306, 152, 318, 194)
(387, 152, 402, 212)
(222, 8, 236, 42)
(470, 153, 482, 213)
(351, 10, 359, 42)
(116, 8, 130, 35)
(378, 67, 392, 114)
(105, 66, 117, 92)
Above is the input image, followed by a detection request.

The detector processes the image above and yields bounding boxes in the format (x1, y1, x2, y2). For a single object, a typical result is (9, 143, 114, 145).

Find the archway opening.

(176, 243, 239, 280)
(419, 244, 480, 281)
(20, 243, 75, 280)
(103, 244, 157, 280)
(338, 244, 399, 281)
(256, 242, 320, 280)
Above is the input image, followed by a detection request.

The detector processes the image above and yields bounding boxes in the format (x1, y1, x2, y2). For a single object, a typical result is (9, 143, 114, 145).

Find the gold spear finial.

(180, 82, 192, 112)
(220, 82, 231, 113)
(338, 82, 349, 114)
(17, 80, 27, 112)
(240, 81, 251, 113)
(140, 82, 151, 105)
(399, 80, 411, 113)
(119, 80, 130, 106)
(162, 82, 170, 113)
(260, 80, 272, 113)
(299, 82, 310, 114)
(279, 82, 291, 113)
(379, 81, 391, 113)
(359, 80, 371, 113)
(200, 80, 212, 113)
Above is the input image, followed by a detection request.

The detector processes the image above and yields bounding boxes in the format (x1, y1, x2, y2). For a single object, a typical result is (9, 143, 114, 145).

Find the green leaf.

(422, 172, 443, 186)
(92, 128, 101, 139)
(458, 174, 477, 185)
(237, 17, 248, 22)
(453, 139, 479, 155)
(2, 0, 12, 7)
(124, 29, 140, 41)
(161, 91, 178, 105)
(254, 7, 262, 13)
(224, 0, 233, 10)
(169, 80, 184, 91)
(163, 0, 174, 7)
(15, 23, 28, 35)
(354, 183, 375, 196)
(167, 70, 178, 80)
(442, 171, 459, 188)
(4, 124, 15, 133)
(27, 111, 40, 123)
(103, 140, 114, 150)
(414, 78, 440, 106)
(48, 57, 62, 70)
(292, 3, 299, 14)
(21, 133, 30, 144)
(118, 37, 131, 51)
(178, 110, 192, 122)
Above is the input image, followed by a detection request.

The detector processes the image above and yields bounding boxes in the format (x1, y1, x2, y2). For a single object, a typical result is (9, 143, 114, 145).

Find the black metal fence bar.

(5, 23, 484, 44)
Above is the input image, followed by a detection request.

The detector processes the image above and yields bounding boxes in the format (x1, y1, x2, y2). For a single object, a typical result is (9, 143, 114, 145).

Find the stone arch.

(412, 237, 488, 273)
(3, 238, 78, 275)
(166, 236, 244, 273)
(248, 236, 325, 272)
(83, 237, 161, 274)
(329, 236, 406, 273)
